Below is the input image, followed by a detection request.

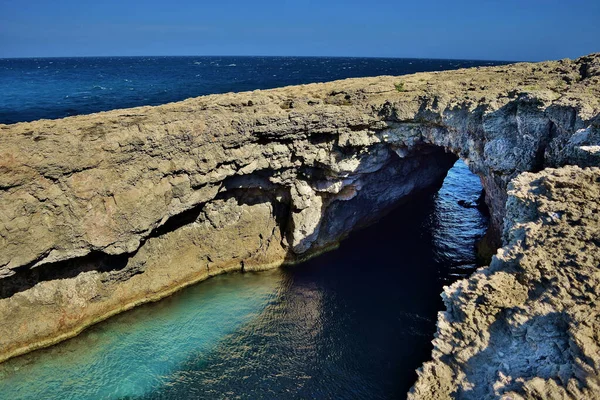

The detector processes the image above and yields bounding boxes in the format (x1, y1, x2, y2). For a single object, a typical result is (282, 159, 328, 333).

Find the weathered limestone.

(0, 53, 599, 398)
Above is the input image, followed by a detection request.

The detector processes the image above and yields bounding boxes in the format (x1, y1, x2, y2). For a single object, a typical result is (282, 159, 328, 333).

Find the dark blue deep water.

(0, 57, 498, 399)
(0, 56, 507, 124)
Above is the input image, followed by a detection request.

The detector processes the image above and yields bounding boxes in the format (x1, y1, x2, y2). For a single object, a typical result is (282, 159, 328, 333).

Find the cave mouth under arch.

(288, 141, 498, 270)
(355, 154, 494, 276)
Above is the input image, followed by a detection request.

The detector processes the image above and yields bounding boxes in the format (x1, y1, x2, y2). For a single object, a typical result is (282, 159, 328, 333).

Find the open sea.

(0, 56, 507, 124)
(0, 56, 504, 399)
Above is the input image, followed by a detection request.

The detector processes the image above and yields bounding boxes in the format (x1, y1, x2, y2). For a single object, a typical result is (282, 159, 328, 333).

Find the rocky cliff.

(0, 53, 599, 398)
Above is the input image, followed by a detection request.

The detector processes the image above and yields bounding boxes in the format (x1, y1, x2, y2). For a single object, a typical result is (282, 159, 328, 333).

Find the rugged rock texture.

(410, 166, 600, 399)
(0, 53, 599, 396)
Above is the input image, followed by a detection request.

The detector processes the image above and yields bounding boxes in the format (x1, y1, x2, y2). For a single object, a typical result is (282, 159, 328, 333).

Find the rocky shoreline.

(1, 53, 599, 398)
(410, 166, 600, 399)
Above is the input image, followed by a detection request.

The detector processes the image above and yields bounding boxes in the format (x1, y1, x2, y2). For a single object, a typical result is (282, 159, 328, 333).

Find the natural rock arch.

(0, 54, 599, 397)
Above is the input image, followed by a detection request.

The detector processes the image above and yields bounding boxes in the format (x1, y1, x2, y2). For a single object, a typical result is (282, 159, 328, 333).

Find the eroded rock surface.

(410, 166, 600, 399)
(0, 53, 599, 397)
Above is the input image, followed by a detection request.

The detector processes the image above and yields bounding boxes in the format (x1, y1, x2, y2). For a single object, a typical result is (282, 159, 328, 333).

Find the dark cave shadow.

(0, 201, 208, 300)
(0, 252, 131, 300)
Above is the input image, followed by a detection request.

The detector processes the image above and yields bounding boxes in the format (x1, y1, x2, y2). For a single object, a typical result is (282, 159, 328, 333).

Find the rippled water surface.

(0, 160, 487, 399)
(0, 56, 508, 124)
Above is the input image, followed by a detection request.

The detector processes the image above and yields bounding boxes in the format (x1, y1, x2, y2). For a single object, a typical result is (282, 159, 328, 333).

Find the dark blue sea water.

(0, 56, 507, 124)
(0, 57, 496, 399)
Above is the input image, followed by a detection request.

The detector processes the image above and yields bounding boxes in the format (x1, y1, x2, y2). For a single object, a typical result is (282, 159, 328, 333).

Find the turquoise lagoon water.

(0, 272, 284, 399)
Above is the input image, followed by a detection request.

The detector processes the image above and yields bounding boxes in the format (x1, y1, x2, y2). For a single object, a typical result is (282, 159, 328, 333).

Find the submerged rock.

(0, 53, 599, 398)
(457, 199, 477, 208)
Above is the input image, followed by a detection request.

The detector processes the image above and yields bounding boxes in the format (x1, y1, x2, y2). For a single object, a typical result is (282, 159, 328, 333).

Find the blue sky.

(1, 0, 599, 60)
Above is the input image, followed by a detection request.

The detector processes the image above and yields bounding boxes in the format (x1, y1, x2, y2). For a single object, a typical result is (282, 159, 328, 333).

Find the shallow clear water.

(0, 160, 487, 400)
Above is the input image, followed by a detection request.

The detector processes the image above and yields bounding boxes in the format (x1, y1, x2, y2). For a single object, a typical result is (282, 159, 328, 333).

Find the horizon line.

(0, 54, 524, 63)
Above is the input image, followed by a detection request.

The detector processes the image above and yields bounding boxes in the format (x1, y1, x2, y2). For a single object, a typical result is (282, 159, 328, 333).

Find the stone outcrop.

(0, 53, 599, 397)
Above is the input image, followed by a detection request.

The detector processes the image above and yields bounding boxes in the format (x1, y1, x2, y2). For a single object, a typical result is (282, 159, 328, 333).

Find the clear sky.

(1, 0, 599, 61)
